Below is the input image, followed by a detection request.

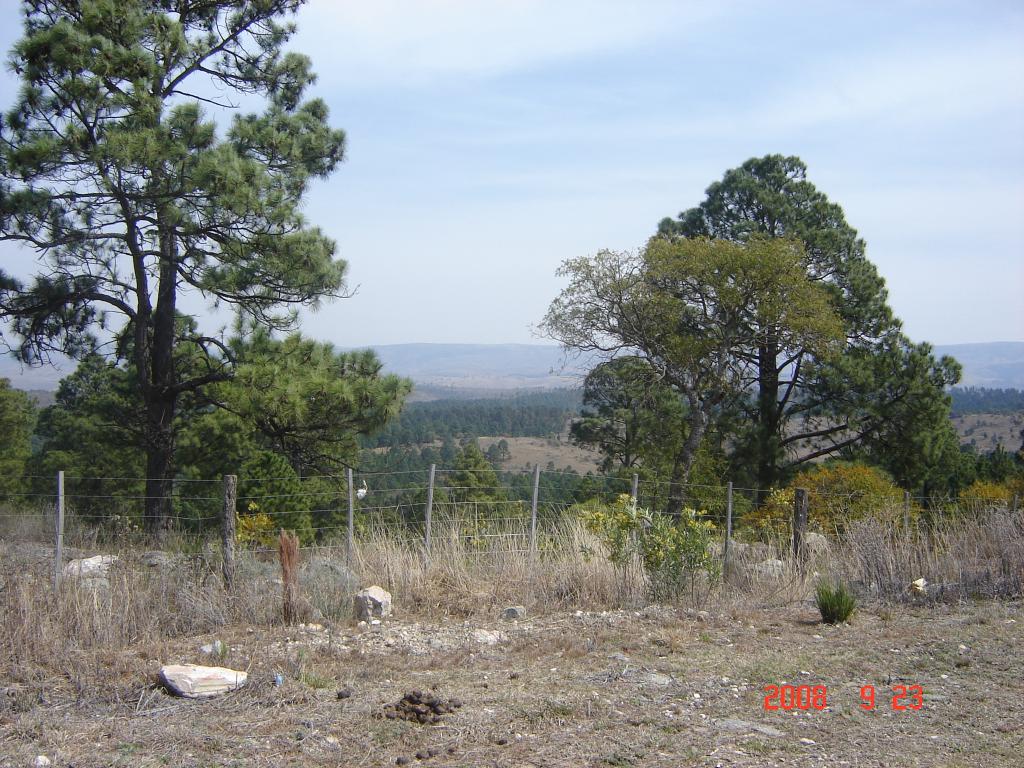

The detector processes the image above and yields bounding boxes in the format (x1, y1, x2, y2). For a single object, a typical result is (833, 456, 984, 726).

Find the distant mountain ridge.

(933, 342, 1024, 389)
(356, 343, 590, 390)
(3, 341, 1023, 392)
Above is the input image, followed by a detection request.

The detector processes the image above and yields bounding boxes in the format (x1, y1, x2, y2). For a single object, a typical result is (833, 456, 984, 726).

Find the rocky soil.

(1, 600, 1021, 767)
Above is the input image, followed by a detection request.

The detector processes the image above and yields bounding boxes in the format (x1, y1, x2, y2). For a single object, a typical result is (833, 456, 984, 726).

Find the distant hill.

(356, 343, 591, 391)
(934, 342, 1024, 389)
(4, 341, 1022, 393)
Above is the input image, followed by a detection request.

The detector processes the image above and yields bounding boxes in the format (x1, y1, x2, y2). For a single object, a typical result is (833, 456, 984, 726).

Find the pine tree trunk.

(755, 337, 781, 505)
(143, 228, 179, 541)
(665, 407, 708, 517)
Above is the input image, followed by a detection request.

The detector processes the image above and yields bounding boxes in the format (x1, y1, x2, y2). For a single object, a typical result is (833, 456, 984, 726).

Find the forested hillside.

(950, 387, 1024, 416)
(364, 390, 581, 447)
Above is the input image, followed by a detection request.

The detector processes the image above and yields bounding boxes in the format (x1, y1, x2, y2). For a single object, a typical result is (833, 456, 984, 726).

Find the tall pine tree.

(1, 1, 347, 536)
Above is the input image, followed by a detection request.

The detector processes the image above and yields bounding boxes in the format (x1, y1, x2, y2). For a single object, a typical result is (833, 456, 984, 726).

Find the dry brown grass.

(1, 503, 1023, 766)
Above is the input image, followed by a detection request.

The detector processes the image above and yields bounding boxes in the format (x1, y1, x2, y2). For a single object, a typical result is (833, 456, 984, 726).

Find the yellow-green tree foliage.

(960, 479, 1011, 513)
(746, 462, 907, 536)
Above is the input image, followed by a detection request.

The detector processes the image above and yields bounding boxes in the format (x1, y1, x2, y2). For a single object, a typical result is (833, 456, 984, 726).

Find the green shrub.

(582, 494, 719, 603)
(815, 581, 856, 624)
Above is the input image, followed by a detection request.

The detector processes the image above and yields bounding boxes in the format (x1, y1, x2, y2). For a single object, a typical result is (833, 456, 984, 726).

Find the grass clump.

(815, 580, 856, 624)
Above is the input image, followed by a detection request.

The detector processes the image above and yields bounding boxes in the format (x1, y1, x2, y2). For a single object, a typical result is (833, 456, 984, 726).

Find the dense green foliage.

(0, 378, 36, 497)
(656, 156, 961, 496)
(0, 0, 350, 536)
(543, 235, 843, 514)
(27, 332, 409, 538)
(815, 581, 856, 624)
(583, 494, 719, 603)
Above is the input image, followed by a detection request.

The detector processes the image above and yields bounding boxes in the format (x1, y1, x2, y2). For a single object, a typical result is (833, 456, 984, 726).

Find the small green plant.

(815, 580, 856, 624)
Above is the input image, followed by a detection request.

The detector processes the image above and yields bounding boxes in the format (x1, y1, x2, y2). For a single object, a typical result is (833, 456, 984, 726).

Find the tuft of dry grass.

(833, 508, 1024, 601)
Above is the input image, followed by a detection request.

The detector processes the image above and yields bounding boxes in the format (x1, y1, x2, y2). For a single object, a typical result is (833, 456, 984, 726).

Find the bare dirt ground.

(2, 599, 1021, 768)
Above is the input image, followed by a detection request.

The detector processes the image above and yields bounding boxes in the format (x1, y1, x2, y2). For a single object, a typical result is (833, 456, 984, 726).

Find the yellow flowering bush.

(237, 502, 277, 547)
(746, 463, 909, 538)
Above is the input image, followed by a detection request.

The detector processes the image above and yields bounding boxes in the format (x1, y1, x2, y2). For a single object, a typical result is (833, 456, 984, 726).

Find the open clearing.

(2, 599, 1020, 767)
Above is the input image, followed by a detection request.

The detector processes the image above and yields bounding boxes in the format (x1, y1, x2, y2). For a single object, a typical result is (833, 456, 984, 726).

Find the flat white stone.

(159, 664, 247, 698)
(63, 555, 118, 579)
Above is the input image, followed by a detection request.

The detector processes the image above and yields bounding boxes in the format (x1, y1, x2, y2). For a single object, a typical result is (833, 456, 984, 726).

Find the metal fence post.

(54, 470, 65, 590)
(529, 464, 540, 558)
(221, 474, 237, 591)
(346, 467, 355, 565)
(631, 473, 639, 506)
(424, 464, 435, 564)
(723, 480, 733, 575)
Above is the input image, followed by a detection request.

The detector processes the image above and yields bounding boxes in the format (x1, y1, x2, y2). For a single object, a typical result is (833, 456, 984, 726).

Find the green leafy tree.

(0, 378, 36, 498)
(31, 331, 408, 529)
(1, 1, 347, 538)
(657, 155, 960, 496)
(447, 443, 507, 504)
(29, 354, 146, 515)
(571, 356, 685, 472)
(219, 331, 411, 476)
(543, 235, 842, 515)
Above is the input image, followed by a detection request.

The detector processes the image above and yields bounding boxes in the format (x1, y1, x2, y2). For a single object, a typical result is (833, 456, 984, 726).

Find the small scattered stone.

(396, 757, 410, 766)
(644, 672, 672, 687)
(336, 687, 353, 700)
(800, 738, 816, 745)
(33, 757, 51, 768)
(496, 738, 508, 746)
(608, 652, 630, 663)
(140, 551, 173, 568)
(502, 605, 526, 621)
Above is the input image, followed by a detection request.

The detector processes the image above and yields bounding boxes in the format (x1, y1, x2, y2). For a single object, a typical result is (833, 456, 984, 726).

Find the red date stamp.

(763, 684, 924, 712)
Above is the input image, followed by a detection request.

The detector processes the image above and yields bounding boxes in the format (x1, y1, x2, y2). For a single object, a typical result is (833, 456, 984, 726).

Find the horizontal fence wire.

(4, 468, 1017, 557)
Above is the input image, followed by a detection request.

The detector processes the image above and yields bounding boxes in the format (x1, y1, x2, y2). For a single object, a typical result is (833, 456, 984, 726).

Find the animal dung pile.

(379, 690, 462, 725)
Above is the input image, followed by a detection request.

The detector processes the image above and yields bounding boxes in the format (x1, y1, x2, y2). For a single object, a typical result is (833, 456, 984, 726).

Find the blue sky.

(1, 0, 1022, 348)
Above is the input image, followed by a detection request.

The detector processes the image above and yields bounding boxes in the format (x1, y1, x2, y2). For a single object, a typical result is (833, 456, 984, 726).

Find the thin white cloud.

(293, 0, 731, 87)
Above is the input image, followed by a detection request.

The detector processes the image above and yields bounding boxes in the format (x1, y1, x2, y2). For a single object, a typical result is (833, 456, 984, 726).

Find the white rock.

(353, 585, 392, 621)
(63, 554, 118, 579)
(471, 629, 505, 645)
(33, 757, 51, 767)
(754, 559, 785, 579)
(159, 664, 247, 698)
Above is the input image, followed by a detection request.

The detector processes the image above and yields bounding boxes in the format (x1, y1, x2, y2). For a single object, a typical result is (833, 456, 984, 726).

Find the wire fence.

(3, 465, 1020, 556)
